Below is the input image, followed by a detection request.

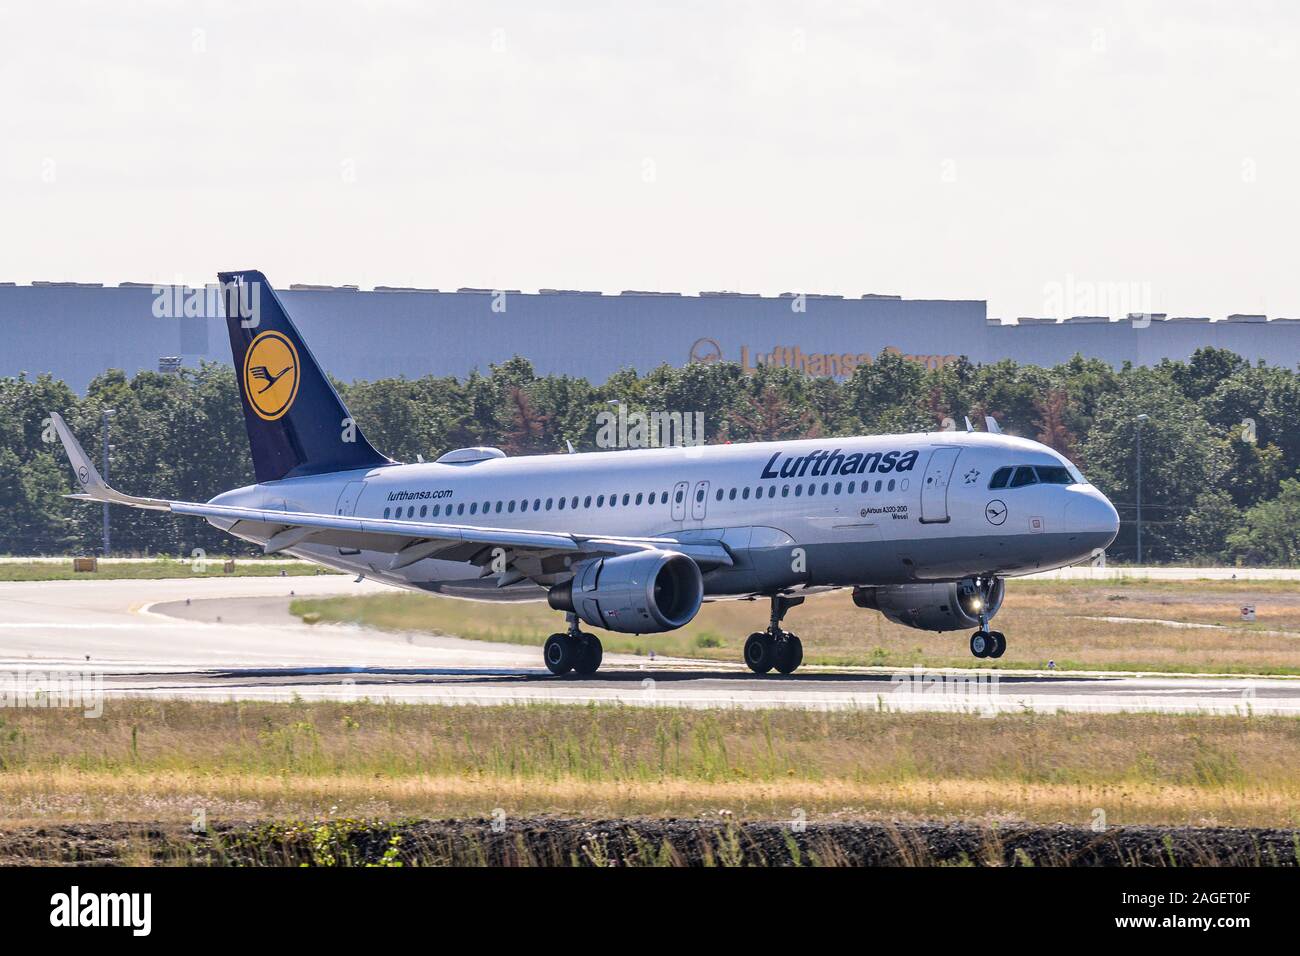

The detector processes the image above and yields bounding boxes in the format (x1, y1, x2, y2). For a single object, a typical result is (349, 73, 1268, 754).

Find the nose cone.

(1065, 488, 1120, 549)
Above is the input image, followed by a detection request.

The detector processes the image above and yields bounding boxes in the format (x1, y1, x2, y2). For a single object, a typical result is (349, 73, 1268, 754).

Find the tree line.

(2, 347, 1299, 564)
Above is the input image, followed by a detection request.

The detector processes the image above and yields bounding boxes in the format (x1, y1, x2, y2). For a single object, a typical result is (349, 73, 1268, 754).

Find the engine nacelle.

(852, 577, 1005, 632)
(548, 550, 703, 634)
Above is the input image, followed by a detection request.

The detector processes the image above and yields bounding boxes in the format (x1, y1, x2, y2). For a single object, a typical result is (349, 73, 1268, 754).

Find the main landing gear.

(744, 594, 805, 676)
(543, 613, 604, 676)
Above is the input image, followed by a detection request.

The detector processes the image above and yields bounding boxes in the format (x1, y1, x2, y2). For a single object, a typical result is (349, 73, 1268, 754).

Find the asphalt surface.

(1, 576, 1298, 715)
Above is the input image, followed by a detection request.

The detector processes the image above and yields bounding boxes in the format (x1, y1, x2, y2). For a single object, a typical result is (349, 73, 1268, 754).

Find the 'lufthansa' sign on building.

(689, 340, 959, 377)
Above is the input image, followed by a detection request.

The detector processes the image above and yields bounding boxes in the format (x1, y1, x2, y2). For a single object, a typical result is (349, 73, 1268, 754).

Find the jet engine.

(852, 577, 1005, 632)
(548, 550, 703, 634)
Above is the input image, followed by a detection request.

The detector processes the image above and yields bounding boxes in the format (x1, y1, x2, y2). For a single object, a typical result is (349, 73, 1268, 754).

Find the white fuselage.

(207, 430, 1119, 601)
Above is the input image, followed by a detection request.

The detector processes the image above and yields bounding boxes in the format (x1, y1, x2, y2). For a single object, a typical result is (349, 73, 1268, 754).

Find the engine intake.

(852, 577, 1005, 632)
(548, 550, 703, 634)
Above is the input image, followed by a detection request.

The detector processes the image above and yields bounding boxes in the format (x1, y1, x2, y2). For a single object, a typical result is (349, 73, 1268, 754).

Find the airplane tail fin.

(218, 270, 391, 483)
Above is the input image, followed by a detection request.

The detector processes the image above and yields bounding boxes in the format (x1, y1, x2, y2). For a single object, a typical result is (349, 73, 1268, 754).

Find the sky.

(1, 0, 1297, 319)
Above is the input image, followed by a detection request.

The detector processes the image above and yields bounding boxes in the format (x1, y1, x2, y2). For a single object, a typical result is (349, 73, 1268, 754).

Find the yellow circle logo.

(242, 331, 300, 421)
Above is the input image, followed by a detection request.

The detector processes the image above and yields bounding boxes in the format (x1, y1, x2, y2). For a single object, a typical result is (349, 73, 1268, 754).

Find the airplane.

(50, 270, 1120, 677)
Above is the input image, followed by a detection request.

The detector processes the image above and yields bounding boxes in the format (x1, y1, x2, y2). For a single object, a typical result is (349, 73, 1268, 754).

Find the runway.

(2, 576, 1298, 715)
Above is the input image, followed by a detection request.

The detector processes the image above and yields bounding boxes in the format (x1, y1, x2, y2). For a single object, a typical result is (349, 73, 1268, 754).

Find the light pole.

(1135, 413, 1149, 565)
(101, 408, 115, 556)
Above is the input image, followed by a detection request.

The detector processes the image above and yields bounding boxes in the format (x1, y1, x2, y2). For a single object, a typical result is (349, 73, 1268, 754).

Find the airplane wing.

(49, 412, 733, 577)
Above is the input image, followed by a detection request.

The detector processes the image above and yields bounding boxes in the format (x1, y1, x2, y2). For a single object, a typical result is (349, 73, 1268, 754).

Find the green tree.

(1228, 480, 1300, 565)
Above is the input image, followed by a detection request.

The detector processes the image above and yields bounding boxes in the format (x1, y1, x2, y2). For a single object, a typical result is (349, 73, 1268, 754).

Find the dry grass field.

(293, 578, 1300, 674)
(2, 700, 1298, 828)
(0, 558, 333, 582)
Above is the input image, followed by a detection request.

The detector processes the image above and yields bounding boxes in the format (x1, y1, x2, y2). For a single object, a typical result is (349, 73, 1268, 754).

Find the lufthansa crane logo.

(242, 330, 300, 421)
(689, 337, 722, 364)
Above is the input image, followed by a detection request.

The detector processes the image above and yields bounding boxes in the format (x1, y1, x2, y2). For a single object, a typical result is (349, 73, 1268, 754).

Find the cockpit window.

(992, 462, 1084, 488)
(1035, 465, 1074, 484)
(1008, 466, 1039, 488)
(989, 466, 1012, 490)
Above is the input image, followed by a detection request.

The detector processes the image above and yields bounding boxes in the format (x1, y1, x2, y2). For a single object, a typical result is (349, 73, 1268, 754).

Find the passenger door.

(920, 448, 961, 523)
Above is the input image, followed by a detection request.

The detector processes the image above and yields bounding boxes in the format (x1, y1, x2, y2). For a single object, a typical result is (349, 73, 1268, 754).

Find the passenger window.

(494, 501, 502, 513)
(716, 488, 724, 502)
(546, 498, 553, 510)
(558, 497, 566, 510)
(635, 493, 643, 505)
(457, 503, 465, 515)
(584, 496, 592, 508)
(1009, 466, 1039, 488)
(508, 500, 516, 513)
(597, 495, 605, 507)
(675, 489, 684, 503)
(741, 487, 749, 500)
(433, 505, 440, 517)
(887, 479, 895, 492)
(696, 488, 704, 502)
(989, 467, 1012, 490)
(834, 482, 841, 494)
(521, 499, 529, 511)
(535, 498, 542, 510)
(383, 507, 390, 518)
(768, 486, 776, 498)
(469, 503, 477, 514)
(781, 485, 790, 497)
(822, 483, 830, 495)
(874, 480, 882, 492)
(794, 485, 803, 497)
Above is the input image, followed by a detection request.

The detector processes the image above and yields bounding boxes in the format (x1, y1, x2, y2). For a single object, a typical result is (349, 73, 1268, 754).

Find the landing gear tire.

(572, 634, 604, 676)
(970, 630, 992, 659)
(544, 632, 580, 675)
(744, 632, 776, 674)
(773, 635, 803, 675)
(986, 631, 1006, 659)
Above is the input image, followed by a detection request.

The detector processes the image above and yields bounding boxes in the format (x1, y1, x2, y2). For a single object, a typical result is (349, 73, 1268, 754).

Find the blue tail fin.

(219, 270, 391, 483)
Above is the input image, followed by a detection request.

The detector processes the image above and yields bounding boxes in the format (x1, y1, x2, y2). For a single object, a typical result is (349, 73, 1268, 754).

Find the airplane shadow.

(180, 664, 1113, 689)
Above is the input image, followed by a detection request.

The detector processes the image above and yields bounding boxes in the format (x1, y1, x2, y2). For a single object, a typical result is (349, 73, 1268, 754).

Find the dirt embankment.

(3, 818, 1297, 867)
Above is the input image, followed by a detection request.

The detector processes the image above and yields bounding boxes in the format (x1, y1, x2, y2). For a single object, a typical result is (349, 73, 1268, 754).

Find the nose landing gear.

(969, 630, 1005, 659)
(966, 575, 1006, 660)
(744, 594, 805, 675)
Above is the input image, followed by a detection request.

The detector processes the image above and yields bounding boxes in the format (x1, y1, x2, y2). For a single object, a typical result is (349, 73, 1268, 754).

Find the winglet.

(49, 412, 172, 511)
(984, 415, 1003, 435)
